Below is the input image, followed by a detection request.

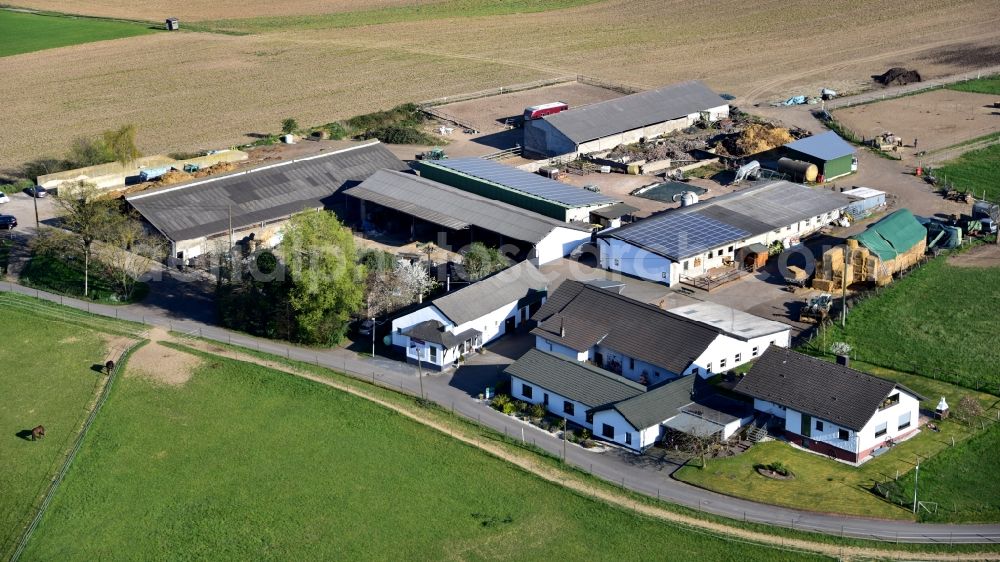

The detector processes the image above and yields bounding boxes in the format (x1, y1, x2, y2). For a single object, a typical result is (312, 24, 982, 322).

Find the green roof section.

(504, 349, 645, 408)
(851, 208, 926, 261)
(594, 376, 696, 430)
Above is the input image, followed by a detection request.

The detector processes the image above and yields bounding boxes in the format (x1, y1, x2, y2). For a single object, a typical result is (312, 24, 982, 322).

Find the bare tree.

(99, 215, 165, 301)
(51, 182, 124, 297)
(953, 395, 984, 425)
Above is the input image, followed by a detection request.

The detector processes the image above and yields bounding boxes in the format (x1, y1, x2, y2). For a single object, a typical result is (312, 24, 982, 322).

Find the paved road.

(4, 280, 999, 544)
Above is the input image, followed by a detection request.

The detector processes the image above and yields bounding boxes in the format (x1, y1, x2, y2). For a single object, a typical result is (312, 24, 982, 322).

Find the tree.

(396, 260, 436, 304)
(67, 135, 114, 167)
(51, 182, 125, 297)
(281, 118, 299, 135)
(280, 210, 364, 345)
(461, 242, 509, 281)
(98, 213, 164, 301)
(102, 124, 141, 166)
(953, 395, 984, 425)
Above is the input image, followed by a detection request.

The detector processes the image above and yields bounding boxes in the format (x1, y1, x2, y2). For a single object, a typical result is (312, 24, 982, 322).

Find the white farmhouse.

(596, 180, 851, 286)
(530, 280, 789, 381)
(390, 261, 548, 370)
(735, 348, 924, 463)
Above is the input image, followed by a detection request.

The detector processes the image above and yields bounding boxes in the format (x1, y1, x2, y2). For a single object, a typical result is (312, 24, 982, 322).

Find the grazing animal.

(31, 425, 45, 441)
(105, 360, 115, 374)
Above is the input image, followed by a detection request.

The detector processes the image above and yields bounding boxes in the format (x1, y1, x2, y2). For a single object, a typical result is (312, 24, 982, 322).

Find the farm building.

(506, 349, 752, 452)
(531, 280, 790, 383)
(523, 80, 729, 158)
(416, 158, 620, 223)
(782, 131, 857, 182)
(735, 348, 924, 463)
(37, 150, 248, 192)
(127, 141, 407, 262)
(667, 301, 792, 351)
(597, 180, 851, 286)
(343, 170, 592, 265)
(390, 261, 548, 370)
(812, 208, 926, 290)
(842, 187, 887, 219)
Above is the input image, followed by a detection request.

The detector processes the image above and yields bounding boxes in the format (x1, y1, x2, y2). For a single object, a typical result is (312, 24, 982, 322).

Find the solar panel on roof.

(615, 212, 750, 260)
(433, 158, 616, 207)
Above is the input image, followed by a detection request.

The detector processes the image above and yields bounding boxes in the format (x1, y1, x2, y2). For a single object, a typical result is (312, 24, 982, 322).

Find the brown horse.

(31, 425, 45, 441)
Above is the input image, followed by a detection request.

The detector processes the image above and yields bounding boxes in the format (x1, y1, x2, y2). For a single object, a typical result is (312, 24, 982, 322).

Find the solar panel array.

(617, 212, 750, 260)
(432, 158, 617, 207)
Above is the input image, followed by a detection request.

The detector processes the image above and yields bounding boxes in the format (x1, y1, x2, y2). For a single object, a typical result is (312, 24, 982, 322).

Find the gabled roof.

(505, 349, 645, 408)
(851, 208, 926, 261)
(734, 348, 925, 431)
(127, 142, 407, 242)
(593, 375, 698, 430)
(784, 131, 855, 161)
(433, 261, 548, 326)
(344, 170, 588, 244)
(531, 281, 721, 374)
(400, 320, 480, 349)
(541, 80, 728, 144)
(599, 180, 851, 261)
(668, 301, 792, 340)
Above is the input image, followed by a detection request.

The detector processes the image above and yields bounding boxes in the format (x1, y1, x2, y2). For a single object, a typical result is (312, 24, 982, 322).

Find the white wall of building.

(589, 344, 681, 385)
(855, 391, 921, 453)
(598, 237, 675, 285)
(510, 375, 593, 428)
(591, 409, 655, 451)
(533, 227, 592, 265)
(535, 335, 588, 361)
(753, 398, 787, 419)
(390, 306, 453, 349)
(689, 332, 790, 377)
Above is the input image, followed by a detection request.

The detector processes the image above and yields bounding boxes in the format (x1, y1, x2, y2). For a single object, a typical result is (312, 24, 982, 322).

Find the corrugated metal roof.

(600, 180, 852, 260)
(542, 80, 727, 144)
(344, 170, 587, 244)
(127, 142, 407, 242)
(505, 349, 645, 408)
(734, 348, 924, 431)
(784, 131, 855, 161)
(433, 260, 548, 326)
(422, 158, 617, 208)
(668, 301, 792, 341)
(843, 187, 886, 200)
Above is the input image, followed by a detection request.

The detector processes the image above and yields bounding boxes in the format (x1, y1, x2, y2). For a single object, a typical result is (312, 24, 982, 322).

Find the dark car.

(0, 215, 17, 229)
(24, 185, 48, 198)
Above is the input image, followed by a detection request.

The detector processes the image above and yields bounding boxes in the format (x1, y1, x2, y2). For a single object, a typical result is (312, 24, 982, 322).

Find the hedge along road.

(3, 280, 1000, 546)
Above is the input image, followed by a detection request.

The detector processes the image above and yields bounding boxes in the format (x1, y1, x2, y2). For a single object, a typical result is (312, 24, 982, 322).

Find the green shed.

(783, 131, 856, 181)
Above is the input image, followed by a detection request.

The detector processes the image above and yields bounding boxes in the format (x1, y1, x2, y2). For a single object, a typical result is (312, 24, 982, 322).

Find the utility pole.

(228, 204, 234, 250)
(418, 348, 425, 399)
(841, 243, 848, 328)
(912, 456, 920, 514)
(562, 417, 567, 462)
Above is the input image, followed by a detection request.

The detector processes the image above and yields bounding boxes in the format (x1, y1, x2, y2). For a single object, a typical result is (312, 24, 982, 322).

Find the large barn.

(343, 170, 592, 265)
(127, 141, 407, 262)
(415, 157, 620, 222)
(523, 80, 729, 158)
(596, 181, 851, 286)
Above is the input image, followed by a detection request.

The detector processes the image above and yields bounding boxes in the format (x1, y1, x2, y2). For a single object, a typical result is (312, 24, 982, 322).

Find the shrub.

(490, 394, 511, 412)
(501, 402, 517, 415)
(281, 118, 299, 135)
(359, 125, 437, 145)
(513, 400, 528, 414)
(320, 122, 348, 140)
(528, 403, 546, 419)
(347, 103, 423, 131)
(768, 461, 791, 476)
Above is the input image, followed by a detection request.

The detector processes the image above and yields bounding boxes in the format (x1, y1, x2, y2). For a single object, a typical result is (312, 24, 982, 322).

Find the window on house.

(543, 393, 549, 406)
(708, 250, 714, 258)
(752, 346, 759, 357)
(720, 358, 727, 369)
(874, 422, 888, 437)
(705, 363, 712, 374)
(629, 358, 635, 370)
(735, 353, 742, 363)
(880, 393, 900, 410)
(838, 429, 850, 441)
(898, 412, 911, 430)
(614, 258, 620, 266)
(586, 411, 594, 424)
(625, 432, 632, 445)
(601, 424, 614, 439)
(522, 383, 533, 399)
(548, 342, 553, 351)
(728, 246, 734, 253)
(815, 420, 824, 431)
(683, 260, 689, 271)
(429, 346, 438, 362)
(661, 271, 667, 279)
(563, 401, 575, 416)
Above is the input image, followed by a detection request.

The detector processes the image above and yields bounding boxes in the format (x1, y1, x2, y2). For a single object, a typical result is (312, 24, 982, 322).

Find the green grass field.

(194, 0, 602, 33)
(0, 301, 114, 559)
(947, 75, 1000, 95)
(803, 257, 1000, 392)
(0, 10, 155, 57)
(19, 254, 148, 304)
(24, 346, 820, 561)
(936, 143, 1000, 202)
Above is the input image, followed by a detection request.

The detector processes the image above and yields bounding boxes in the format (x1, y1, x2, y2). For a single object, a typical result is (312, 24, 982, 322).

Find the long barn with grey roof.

(523, 80, 730, 158)
(343, 170, 591, 265)
(126, 141, 407, 262)
(597, 180, 851, 286)
(415, 157, 619, 222)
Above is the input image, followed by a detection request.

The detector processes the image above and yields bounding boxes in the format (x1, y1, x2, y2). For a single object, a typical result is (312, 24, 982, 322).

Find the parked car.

(0, 214, 17, 229)
(357, 319, 375, 336)
(0, 191, 9, 204)
(24, 185, 48, 198)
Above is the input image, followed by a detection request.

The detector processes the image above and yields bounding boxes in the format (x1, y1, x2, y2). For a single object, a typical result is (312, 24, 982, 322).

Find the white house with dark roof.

(735, 348, 924, 463)
(523, 80, 730, 158)
(530, 281, 789, 382)
(390, 261, 548, 370)
(596, 180, 851, 286)
(667, 301, 792, 368)
(506, 349, 751, 451)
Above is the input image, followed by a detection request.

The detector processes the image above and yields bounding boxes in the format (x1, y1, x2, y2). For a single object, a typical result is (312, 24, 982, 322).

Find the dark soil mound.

(872, 67, 922, 87)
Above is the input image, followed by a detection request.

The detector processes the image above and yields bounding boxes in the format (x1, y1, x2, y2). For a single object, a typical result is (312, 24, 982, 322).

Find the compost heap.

(873, 67, 922, 87)
(607, 137, 706, 162)
(730, 124, 793, 156)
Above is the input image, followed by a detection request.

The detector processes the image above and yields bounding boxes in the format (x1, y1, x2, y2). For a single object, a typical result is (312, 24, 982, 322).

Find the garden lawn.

(804, 257, 1000, 392)
(0, 10, 155, 57)
(0, 301, 114, 559)
(19, 254, 148, 304)
(25, 349, 819, 561)
(947, 75, 1000, 95)
(936, 143, 1000, 201)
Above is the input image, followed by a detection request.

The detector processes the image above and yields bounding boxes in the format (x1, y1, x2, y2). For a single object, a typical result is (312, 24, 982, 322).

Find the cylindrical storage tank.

(777, 157, 818, 183)
(679, 191, 699, 207)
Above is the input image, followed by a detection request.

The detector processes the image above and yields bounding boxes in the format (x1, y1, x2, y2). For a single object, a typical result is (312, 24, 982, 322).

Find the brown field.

(833, 89, 1000, 155)
(2, 0, 1000, 173)
(8, 0, 436, 21)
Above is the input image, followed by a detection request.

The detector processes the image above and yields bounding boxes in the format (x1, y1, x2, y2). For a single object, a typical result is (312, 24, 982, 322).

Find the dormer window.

(879, 393, 900, 410)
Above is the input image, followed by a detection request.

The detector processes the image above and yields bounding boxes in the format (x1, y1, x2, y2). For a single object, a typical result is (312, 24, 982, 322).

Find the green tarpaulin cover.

(851, 209, 926, 260)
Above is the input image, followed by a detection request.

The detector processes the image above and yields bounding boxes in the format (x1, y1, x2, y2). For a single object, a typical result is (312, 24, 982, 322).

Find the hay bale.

(812, 279, 836, 291)
(734, 124, 793, 156)
(158, 170, 193, 185)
